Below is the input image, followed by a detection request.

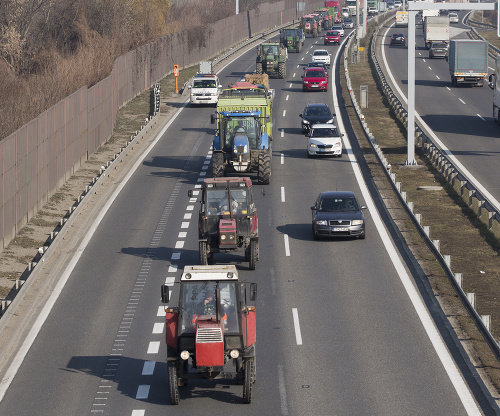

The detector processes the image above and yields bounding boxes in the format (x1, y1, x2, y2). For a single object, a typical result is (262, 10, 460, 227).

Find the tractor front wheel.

(258, 151, 271, 185)
(313, 28, 318, 38)
(212, 152, 224, 177)
(168, 362, 180, 405)
(256, 62, 263, 74)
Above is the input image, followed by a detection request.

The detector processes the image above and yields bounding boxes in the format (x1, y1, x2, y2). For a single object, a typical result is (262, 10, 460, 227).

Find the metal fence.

(0, 0, 323, 250)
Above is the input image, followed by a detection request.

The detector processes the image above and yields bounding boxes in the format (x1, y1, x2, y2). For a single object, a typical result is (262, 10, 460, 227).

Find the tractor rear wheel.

(249, 239, 258, 270)
(168, 362, 180, 405)
(296, 42, 301, 53)
(199, 241, 209, 265)
(313, 28, 318, 38)
(242, 359, 254, 404)
(278, 61, 286, 79)
(212, 152, 224, 177)
(258, 151, 271, 184)
(256, 62, 263, 74)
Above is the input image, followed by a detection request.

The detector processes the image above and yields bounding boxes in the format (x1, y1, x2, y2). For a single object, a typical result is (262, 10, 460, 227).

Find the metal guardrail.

(343, 18, 500, 360)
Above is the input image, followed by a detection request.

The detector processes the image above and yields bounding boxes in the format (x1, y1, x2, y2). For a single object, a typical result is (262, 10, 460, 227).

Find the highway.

(381, 11, 500, 206)
(0, 26, 496, 416)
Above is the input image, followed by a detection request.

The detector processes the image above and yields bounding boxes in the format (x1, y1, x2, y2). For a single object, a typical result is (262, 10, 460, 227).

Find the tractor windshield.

(264, 45, 279, 56)
(284, 29, 295, 37)
(223, 117, 259, 149)
(179, 281, 239, 334)
(206, 188, 248, 216)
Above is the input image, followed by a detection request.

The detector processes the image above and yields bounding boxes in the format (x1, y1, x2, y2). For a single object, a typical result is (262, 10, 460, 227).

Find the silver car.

(306, 124, 343, 157)
(343, 18, 354, 29)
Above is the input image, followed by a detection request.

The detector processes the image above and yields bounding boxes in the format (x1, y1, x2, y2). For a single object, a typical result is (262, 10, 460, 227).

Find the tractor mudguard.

(213, 135, 221, 151)
(259, 133, 270, 150)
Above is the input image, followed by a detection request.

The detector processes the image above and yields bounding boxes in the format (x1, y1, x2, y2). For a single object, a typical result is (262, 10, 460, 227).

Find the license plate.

(311, 85, 319, 88)
(332, 227, 348, 232)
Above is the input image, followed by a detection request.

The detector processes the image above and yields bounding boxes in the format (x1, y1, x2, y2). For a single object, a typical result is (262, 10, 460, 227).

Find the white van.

(189, 74, 222, 106)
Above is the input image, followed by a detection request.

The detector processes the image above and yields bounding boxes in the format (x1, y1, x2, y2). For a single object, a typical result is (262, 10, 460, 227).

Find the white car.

(307, 124, 343, 157)
(332, 25, 345, 36)
(449, 13, 459, 23)
(311, 49, 331, 67)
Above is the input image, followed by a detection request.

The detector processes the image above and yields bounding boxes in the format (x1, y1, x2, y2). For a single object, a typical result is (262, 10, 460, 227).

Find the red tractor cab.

(161, 265, 257, 404)
(190, 177, 259, 269)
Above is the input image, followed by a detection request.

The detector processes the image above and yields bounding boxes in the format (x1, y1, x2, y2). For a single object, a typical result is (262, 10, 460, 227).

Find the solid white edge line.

(292, 308, 302, 346)
(335, 33, 481, 415)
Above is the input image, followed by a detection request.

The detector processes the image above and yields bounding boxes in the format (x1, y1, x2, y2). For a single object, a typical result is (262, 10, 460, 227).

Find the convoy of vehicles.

(256, 41, 287, 78)
(448, 39, 488, 87)
(192, 177, 259, 269)
(161, 265, 257, 404)
(211, 78, 273, 184)
(424, 16, 450, 49)
(315, 8, 333, 30)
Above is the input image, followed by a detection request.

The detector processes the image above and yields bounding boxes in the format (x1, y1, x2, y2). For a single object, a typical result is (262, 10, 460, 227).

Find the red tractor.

(301, 14, 319, 37)
(161, 265, 257, 404)
(191, 177, 259, 270)
(315, 8, 333, 30)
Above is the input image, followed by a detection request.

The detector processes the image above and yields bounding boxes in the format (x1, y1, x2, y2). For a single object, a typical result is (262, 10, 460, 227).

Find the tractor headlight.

(180, 350, 190, 360)
(221, 234, 227, 240)
(230, 349, 240, 359)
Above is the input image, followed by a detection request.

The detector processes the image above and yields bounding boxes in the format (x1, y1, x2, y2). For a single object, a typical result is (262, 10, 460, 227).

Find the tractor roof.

(203, 177, 253, 188)
(181, 265, 239, 281)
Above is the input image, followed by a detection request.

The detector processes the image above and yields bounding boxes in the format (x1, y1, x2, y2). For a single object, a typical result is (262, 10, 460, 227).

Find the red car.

(324, 30, 340, 45)
(302, 68, 329, 92)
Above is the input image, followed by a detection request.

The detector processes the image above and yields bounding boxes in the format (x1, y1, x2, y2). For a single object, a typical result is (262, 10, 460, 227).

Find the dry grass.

(342, 16, 500, 395)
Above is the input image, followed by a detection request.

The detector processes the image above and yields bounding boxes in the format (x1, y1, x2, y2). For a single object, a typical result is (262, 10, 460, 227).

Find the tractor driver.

(196, 290, 216, 316)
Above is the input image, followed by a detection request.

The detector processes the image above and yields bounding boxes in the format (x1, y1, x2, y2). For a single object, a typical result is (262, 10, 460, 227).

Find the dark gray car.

(429, 41, 449, 59)
(299, 103, 334, 133)
(311, 191, 366, 239)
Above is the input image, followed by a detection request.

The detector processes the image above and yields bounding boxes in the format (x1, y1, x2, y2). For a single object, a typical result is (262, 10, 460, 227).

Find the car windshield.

(311, 127, 339, 137)
(179, 281, 239, 334)
(318, 197, 358, 212)
(333, 26, 342, 30)
(193, 80, 217, 88)
(314, 51, 328, 56)
(328, 31, 339, 36)
(304, 106, 331, 117)
(345, 19, 352, 22)
(305, 70, 325, 77)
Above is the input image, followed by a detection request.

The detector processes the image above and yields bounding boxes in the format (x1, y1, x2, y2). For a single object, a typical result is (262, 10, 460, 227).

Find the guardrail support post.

(454, 273, 463, 288)
(466, 292, 476, 310)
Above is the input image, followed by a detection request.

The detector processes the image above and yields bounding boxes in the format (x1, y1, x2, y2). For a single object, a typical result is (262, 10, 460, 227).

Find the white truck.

(424, 16, 449, 49)
(189, 61, 222, 106)
(449, 39, 488, 87)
